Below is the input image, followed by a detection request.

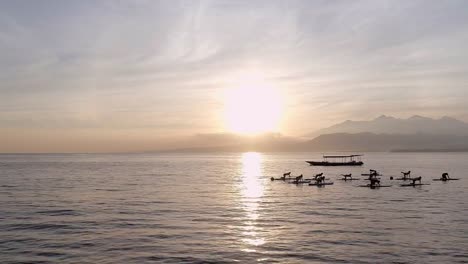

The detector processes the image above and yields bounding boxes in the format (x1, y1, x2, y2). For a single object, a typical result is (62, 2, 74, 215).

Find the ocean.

(0, 152, 467, 263)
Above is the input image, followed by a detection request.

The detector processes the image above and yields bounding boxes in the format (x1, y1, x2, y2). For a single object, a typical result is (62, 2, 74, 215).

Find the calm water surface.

(1, 152, 467, 263)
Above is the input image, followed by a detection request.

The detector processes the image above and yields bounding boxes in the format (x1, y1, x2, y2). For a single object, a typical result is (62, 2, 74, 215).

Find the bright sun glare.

(223, 72, 283, 135)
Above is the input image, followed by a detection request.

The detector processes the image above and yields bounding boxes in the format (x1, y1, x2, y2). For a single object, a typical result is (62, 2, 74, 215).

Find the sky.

(1, 0, 468, 152)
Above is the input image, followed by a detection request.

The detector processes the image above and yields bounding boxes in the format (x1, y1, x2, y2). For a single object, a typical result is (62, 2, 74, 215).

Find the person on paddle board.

(441, 173, 450, 180)
(411, 176, 421, 185)
(401, 170, 411, 180)
(370, 177, 380, 187)
(294, 174, 303, 183)
(318, 175, 325, 184)
(342, 174, 352, 180)
(368, 171, 378, 181)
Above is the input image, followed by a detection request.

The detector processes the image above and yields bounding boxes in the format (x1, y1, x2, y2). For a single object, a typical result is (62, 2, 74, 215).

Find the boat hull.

(306, 161, 363, 166)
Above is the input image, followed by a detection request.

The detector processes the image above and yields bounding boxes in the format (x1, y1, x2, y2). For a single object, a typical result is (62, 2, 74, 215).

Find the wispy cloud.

(1, 0, 468, 151)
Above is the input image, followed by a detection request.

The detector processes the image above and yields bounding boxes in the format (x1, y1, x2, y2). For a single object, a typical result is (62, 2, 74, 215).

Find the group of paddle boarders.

(272, 168, 458, 188)
(270, 171, 333, 186)
(270, 172, 307, 184)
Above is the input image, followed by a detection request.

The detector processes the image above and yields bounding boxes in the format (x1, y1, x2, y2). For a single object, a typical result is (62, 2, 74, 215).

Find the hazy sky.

(1, 0, 468, 152)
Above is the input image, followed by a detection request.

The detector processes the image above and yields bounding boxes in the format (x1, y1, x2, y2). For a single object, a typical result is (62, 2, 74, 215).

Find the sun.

(223, 73, 283, 135)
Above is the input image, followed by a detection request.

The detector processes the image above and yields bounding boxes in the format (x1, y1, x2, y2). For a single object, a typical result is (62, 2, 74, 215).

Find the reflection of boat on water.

(306, 155, 363, 166)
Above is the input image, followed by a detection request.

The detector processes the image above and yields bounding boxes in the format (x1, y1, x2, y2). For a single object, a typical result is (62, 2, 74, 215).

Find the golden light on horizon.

(223, 72, 283, 135)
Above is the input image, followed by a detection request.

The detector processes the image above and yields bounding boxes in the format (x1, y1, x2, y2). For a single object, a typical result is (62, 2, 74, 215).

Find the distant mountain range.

(164, 115, 468, 152)
(307, 115, 468, 137)
(303, 133, 468, 152)
(167, 132, 468, 152)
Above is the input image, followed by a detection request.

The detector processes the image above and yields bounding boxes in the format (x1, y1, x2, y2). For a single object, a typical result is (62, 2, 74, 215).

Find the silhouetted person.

(370, 177, 380, 187)
(411, 176, 421, 185)
(401, 170, 411, 179)
(368, 172, 378, 181)
(369, 169, 379, 178)
(317, 175, 325, 184)
(342, 173, 352, 180)
(294, 174, 303, 184)
(441, 173, 450, 181)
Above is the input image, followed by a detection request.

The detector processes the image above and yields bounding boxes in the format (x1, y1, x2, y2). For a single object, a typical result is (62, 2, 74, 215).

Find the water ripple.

(0, 152, 467, 263)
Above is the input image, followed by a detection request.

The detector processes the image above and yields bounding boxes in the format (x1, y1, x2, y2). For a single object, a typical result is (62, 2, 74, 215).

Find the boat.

(306, 155, 363, 166)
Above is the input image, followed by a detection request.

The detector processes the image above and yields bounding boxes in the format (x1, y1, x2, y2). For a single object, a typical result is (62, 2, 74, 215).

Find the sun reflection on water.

(239, 152, 266, 249)
(241, 152, 264, 199)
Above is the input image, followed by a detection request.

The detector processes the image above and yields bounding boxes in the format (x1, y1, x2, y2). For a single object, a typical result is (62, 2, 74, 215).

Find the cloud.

(1, 0, 468, 151)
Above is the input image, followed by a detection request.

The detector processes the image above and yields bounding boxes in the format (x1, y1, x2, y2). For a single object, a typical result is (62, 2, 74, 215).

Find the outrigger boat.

(306, 155, 363, 166)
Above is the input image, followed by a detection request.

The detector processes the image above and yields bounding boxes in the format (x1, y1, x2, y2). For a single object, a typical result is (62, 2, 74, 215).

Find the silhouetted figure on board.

(441, 173, 450, 181)
(401, 170, 411, 179)
(411, 176, 422, 185)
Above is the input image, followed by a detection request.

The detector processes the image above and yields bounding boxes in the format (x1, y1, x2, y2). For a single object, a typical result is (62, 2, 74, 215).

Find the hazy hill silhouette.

(303, 133, 468, 152)
(307, 115, 468, 138)
(162, 115, 468, 152)
(160, 133, 302, 152)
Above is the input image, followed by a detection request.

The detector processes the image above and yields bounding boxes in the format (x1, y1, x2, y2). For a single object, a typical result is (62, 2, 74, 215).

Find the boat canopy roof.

(323, 155, 363, 158)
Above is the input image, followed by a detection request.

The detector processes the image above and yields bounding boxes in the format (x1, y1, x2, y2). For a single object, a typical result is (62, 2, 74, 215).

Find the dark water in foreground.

(0, 152, 467, 263)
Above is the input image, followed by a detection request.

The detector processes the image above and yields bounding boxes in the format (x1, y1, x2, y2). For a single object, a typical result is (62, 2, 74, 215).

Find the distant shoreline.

(2, 149, 468, 155)
(391, 149, 468, 153)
